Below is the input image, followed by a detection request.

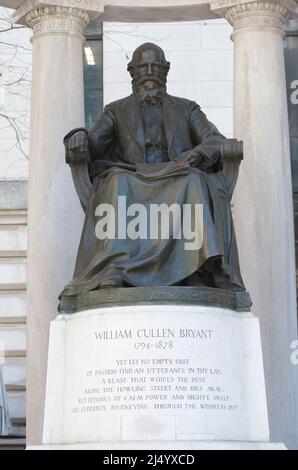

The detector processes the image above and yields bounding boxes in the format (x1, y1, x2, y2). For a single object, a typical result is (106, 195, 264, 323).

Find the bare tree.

(0, 7, 31, 168)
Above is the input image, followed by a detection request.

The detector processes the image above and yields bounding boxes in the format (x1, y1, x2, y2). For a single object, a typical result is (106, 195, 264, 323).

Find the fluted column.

(216, 1, 298, 448)
(24, 6, 89, 445)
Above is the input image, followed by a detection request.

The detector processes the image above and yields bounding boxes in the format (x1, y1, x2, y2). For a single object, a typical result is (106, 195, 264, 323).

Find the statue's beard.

(132, 77, 166, 106)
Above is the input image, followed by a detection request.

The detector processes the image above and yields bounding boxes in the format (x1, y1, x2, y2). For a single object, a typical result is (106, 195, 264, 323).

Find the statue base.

(42, 304, 271, 446)
(58, 286, 252, 314)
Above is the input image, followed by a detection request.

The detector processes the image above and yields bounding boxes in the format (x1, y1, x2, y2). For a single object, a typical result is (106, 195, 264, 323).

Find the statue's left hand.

(67, 130, 89, 157)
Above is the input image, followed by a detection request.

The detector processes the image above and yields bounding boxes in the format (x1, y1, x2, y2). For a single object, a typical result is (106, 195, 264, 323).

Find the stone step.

(6, 383, 26, 393)
(0, 316, 26, 324)
(0, 284, 26, 292)
(0, 251, 27, 258)
(0, 209, 27, 226)
(0, 350, 26, 362)
(0, 437, 26, 449)
(11, 418, 26, 427)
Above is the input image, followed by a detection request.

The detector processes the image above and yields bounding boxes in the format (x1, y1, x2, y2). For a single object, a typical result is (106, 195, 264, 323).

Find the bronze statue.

(59, 43, 248, 309)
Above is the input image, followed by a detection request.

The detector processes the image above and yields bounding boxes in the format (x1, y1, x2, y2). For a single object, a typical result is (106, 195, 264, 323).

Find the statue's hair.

(127, 43, 170, 74)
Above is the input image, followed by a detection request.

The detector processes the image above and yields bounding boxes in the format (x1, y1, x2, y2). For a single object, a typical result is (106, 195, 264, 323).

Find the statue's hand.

(187, 153, 202, 168)
(177, 150, 202, 168)
(67, 130, 89, 160)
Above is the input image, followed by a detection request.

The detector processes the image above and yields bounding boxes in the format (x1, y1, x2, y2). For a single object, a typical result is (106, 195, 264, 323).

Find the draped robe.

(60, 93, 244, 297)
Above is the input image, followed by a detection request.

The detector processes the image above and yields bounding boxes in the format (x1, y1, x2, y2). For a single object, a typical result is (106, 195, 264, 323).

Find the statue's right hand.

(67, 130, 89, 156)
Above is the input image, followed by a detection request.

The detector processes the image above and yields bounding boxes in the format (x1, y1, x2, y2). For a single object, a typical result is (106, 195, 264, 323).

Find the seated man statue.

(60, 43, 245, 299)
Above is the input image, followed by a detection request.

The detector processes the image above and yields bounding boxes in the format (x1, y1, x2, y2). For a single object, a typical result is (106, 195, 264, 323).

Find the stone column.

(24, 6, 89, 445)
(218, 1, 298, 448)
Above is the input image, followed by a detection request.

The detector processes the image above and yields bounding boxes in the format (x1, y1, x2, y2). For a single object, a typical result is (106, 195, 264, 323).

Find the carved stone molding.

(12, 0, 104, 26)
(26, 6, 90, 40)
(223, 2, 290, 34)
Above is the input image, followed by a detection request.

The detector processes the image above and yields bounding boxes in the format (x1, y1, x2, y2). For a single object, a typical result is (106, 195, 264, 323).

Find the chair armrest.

(220, 138, 243, 163)
(221, 138, 244, 201)
(64, 137, 92, 212)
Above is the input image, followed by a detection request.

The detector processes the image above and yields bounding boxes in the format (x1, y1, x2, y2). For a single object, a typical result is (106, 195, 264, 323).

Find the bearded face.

(129, 47, 169, 106)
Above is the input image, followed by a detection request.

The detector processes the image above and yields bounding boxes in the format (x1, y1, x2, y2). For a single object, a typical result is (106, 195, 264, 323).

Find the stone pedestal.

(41, 305, 271, 447)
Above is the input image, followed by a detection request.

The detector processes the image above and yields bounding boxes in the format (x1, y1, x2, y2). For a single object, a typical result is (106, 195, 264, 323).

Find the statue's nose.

(146, 63, 153, 75)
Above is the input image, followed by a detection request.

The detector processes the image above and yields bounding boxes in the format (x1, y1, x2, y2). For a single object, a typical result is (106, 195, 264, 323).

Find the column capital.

(12, 0, 104, 26)
(25, 6, 90, 40)
(211, 1, 297, 26)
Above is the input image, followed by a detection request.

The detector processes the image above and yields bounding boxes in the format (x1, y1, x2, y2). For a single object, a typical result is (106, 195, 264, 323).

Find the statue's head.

(127, 43, 170, 106)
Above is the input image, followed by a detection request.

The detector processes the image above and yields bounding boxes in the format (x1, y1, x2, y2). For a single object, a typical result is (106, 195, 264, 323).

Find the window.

(83, 19, 103, 129)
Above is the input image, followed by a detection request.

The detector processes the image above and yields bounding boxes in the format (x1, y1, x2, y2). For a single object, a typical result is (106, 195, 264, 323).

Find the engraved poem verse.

(68, 326, 240, 417)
